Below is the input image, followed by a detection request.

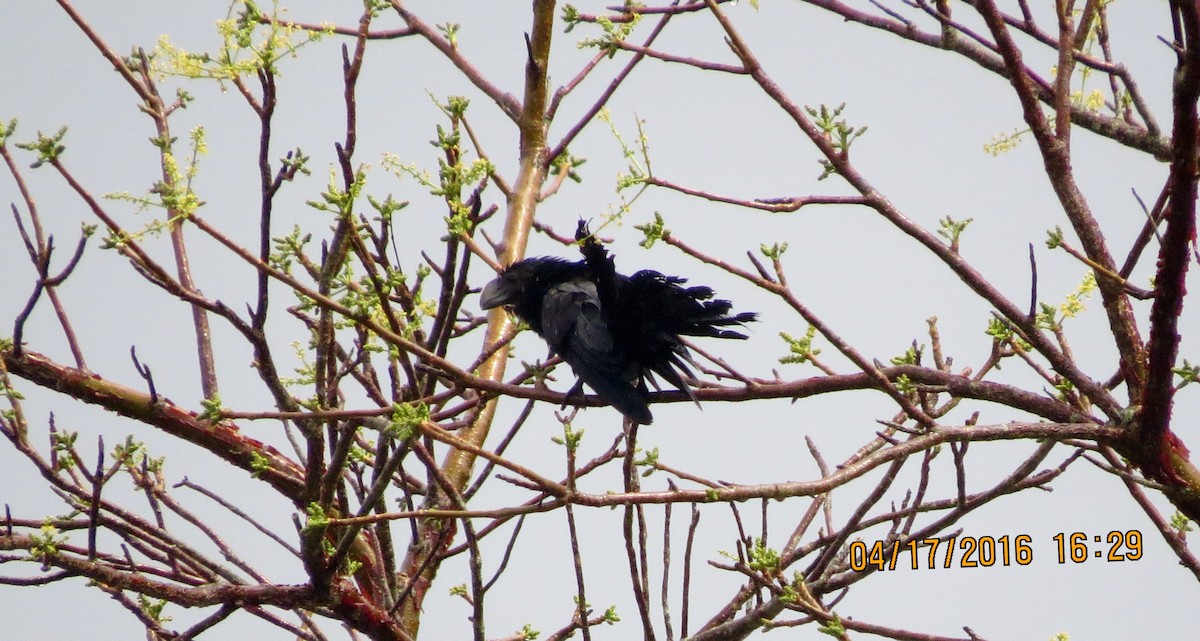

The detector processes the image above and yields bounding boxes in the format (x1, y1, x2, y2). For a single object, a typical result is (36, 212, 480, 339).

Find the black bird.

(479, 223, 756, 424)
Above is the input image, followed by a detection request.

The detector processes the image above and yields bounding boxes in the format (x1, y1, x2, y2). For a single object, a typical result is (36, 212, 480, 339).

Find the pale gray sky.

(1, 1, 1195, 639)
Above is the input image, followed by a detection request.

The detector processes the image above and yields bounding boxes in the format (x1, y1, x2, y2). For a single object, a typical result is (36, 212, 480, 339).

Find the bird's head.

(480, 257, 581, 310)
(480, 278, 516, 310)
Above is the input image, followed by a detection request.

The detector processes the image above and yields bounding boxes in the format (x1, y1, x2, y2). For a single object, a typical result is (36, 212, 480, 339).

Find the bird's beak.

(479, 278, 513, 309)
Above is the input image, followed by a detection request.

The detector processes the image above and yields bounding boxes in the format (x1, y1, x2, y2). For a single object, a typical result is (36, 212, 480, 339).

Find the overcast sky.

(1, 1, 1196, 639)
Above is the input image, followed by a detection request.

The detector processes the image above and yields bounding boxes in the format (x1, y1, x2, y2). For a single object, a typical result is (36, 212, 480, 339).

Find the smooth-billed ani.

(480, 222, 756, 424)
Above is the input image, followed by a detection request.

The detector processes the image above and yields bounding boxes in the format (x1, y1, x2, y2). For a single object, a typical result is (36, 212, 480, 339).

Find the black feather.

(479, 222, 756, 424)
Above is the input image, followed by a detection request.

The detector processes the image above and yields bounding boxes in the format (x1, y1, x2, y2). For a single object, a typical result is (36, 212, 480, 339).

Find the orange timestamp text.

(849, 531, 1143, 571)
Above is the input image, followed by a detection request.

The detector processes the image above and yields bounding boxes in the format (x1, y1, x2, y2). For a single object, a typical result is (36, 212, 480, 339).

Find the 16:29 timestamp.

(1052, 530, 1142, 563)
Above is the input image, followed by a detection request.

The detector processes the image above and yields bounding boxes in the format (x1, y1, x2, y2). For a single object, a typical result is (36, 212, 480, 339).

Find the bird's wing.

(542, 280, 611, 353)
(615, 270, 758, 406)
(543, 280, 653, 424)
